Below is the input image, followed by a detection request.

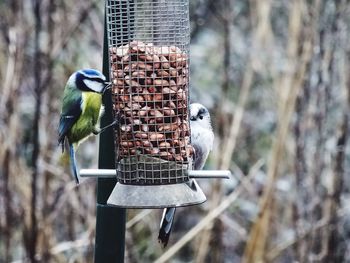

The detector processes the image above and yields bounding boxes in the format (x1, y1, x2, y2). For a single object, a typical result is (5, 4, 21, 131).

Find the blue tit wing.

(58, 96, 82, 147)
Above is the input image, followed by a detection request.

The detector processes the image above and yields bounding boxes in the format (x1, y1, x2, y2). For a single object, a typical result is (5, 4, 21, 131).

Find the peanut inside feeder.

(110, 41, 194, 185)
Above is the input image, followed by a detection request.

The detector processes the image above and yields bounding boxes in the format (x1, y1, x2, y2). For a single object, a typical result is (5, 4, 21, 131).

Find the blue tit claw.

(103, 82, 112, 93)
(94, 119, 118, 135)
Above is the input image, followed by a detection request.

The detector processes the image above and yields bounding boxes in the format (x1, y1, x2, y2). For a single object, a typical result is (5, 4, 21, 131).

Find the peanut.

(135, 132, 148, 139)
(162, 87, 176, 94)
(153, 94, 163, 101)
(176, 77, 187, 86)
(175, 155, 184, 162)
(158, 123, 178, 132)
(186, 145, 194, 156)
(132, 119, 142, 125)
(113, 79, 125, 86)
(121, 141, 134, 148)
(150, 110, 163, 118)
(125, 78, 140, 88)
(114, 45, 129, 57)
(167, 101, 177, 109)
(139, 54, 153, 61)
(114, 70, 125, 78)
(120, 125, 131, 132)
(132, 95, 144, 103)
(123, 63, 137, 72)
(177, 89, 186, 101)
(169, 68, 178, 77)
(131, 71, 146, 78)
(160, 56, 170, 69)
(141, 124, 149, 132)
(157, 70, 170, 77)
(118, 95, 130, 102)
(140, 105, 151, 113)
(162, 107, 175, 116)
(142, 90, 152, 101)
(148, 86, 157, 93)
(138, 62, 153, 71)
(142, 140, 152, 147)
(146, 78, 153, 85)
(127, 102, 142, 110)
(159, 151, 173, 160)
(159, 142, 171, 148)
(153, 79, 169, 86)
(149, 133, 165, 141)
(138, 106, 150, 117)
(151, 148, 160, 154)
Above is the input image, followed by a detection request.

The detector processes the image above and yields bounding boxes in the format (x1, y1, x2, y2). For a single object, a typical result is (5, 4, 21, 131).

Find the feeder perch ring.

(80, 169, 232, 179)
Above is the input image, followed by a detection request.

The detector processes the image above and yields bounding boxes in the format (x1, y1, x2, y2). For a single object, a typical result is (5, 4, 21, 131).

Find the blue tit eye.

(190, 116, 196, 121)
(199, 115, 203, 120)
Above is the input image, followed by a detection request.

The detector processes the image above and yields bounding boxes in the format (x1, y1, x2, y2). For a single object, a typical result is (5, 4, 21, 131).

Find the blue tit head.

(68, 69, 109, 93)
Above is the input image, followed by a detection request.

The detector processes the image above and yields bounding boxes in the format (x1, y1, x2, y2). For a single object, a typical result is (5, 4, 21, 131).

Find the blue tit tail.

(69, 143, 79, 184)
(158, 207, 176, 248)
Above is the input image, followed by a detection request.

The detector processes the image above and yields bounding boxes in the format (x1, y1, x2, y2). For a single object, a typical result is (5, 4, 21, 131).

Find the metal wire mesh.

(106, 0, 193, 185)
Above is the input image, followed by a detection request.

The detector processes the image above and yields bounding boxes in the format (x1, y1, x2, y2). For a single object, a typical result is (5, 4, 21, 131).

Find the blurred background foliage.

(1, 0, 350, 262)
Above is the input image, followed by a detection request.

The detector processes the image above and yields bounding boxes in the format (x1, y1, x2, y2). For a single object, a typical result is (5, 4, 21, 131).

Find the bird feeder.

(79, 0, 231, 208)
(105, 0, 205, 208)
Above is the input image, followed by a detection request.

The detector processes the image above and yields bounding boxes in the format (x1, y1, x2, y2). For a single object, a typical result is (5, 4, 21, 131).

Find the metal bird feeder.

(105, 0, 206, 208)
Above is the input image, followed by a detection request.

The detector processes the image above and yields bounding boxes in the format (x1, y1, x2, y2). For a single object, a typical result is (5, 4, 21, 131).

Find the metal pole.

(94, 13, 126, 263)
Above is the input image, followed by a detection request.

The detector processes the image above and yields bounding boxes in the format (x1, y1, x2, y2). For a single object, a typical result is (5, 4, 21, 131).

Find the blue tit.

(158, 103, 214, 247)
(58, 69, 114, 184)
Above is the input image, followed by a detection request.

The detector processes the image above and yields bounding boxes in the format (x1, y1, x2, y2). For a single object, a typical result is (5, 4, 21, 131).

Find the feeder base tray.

(107, 179, 206, 208)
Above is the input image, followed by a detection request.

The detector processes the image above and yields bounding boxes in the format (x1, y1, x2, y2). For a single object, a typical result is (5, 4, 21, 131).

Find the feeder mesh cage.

(106, 0, 193, 185)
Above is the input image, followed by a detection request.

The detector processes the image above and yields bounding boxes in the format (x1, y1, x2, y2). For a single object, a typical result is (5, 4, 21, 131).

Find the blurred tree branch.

(243, 1, 314, 261)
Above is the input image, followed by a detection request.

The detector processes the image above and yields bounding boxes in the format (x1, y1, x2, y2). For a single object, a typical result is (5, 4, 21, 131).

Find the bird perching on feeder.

(158, 102, 215, 247)
(58, 69, 114, 184)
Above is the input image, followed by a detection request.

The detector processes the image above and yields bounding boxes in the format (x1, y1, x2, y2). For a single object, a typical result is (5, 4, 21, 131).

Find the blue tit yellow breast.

(68, 92, 102, 144)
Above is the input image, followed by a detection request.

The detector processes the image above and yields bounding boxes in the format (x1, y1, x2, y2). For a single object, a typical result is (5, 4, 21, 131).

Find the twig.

(126, 210, 152, 229)
(242, 1, 314, 262)
(50, 232, 92, 255)
(26, 1, 43, 261)
(220, 65, 254, 170)
(220, 213, 247, 240)
(266, 203, 350, 261)
(51, 0, 100, 59)
(11, 208, 151, 263)
(11, 231, 93, 263)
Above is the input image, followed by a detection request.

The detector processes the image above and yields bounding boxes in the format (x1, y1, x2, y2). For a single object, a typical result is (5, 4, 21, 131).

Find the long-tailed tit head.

(189, 103, 214, 170)
(190, 103, 213, 131)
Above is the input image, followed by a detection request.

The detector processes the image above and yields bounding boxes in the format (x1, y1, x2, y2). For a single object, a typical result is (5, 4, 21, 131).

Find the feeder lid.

(107, 179, 206, 208)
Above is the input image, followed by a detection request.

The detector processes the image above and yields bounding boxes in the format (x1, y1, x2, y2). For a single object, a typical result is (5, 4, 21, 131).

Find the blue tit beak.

(103, 81, 112, 93)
